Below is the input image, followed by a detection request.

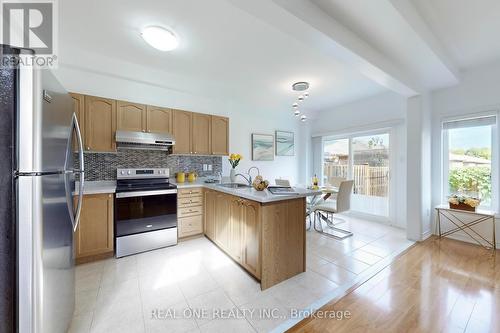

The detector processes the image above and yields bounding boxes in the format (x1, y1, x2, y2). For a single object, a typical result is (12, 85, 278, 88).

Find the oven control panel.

(117, 168, 170, 179)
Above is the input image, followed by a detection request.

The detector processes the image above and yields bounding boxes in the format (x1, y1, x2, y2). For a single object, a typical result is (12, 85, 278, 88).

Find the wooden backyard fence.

(323, 164, 389, 197)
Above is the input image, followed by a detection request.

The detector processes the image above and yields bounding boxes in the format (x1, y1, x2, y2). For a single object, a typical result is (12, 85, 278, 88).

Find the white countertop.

(77, 179, 321, 203)
(172, 178, 321, 203)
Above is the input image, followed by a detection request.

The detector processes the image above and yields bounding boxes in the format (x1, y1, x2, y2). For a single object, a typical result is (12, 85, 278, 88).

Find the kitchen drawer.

(178, 196, 203, 207)
(178, 215, 203, 238)
(178, 187, 203, 198)
(178, 206, 203, 217)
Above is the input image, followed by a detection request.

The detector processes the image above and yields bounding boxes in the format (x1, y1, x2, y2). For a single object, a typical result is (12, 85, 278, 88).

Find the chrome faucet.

(235, 167, 260, 186)
(235, 173, 252, 185)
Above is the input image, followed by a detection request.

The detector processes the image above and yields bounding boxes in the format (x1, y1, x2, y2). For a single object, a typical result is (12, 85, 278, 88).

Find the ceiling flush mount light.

(141, 26, 178, 51)
(292, 81, 310, 91)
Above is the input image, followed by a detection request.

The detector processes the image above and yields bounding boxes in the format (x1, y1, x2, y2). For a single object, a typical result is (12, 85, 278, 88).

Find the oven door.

(115, 189, 177, 237)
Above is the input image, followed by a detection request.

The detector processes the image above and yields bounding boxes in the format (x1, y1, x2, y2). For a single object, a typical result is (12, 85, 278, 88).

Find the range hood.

(115, 130, 175, 151)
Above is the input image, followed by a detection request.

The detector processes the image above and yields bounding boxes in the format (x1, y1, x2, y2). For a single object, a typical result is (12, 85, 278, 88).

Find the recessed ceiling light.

(292, 82, 309, 91)
(298, 95, 304, 101)
(294, 110, 300, 116)
(292, 103, 298, 108)
(300, 115, 307, 122)
(141, 26, 178, 51)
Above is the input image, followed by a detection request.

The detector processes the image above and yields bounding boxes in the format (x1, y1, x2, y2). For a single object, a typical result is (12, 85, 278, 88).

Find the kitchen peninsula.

(176, 180, 321, 290)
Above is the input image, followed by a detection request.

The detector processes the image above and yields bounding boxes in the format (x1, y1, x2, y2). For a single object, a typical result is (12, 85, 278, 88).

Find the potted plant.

(448, 194, 480, 212)
(228, 153, 242, 182)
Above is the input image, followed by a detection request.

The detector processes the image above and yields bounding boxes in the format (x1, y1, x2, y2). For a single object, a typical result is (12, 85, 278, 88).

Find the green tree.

(464, 147, 491, 160)
(449, 166, 491, 202)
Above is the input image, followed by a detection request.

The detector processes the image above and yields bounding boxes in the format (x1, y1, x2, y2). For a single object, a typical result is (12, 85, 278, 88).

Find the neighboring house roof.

(449, 153, 490, 165)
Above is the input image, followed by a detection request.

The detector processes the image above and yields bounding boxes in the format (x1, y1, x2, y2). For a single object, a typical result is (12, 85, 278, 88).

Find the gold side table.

(435, 205, 496, 250)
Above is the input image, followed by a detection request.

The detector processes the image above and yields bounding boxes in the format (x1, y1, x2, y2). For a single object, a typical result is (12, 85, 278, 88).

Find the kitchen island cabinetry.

(204, 189, 305, 289)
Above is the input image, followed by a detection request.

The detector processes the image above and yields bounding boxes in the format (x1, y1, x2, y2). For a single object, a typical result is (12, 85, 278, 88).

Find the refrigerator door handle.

(64, 113, 85, 231)
(73, 113, 85, 231)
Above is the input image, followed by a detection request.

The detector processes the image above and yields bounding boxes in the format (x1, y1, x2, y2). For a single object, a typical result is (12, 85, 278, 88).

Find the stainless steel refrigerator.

(0, 45, 85, 333)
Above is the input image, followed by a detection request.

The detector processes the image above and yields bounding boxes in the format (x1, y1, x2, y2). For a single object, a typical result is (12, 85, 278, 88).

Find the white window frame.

(321, 127, 396, 222)
(441, 112, 498, 211)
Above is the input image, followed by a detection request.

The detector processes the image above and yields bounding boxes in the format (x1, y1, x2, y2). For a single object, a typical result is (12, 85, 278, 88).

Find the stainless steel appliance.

(115, 168, 177, 257)
(0, 46, 85, 332)
(115, 130, 175, 151)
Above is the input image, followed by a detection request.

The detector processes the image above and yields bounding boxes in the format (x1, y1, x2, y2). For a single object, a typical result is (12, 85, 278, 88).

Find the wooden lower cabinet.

(240, 200, 261, 278)
(178, 187, 204, 238)
(204, 191, 262, 280)
(204, 190, 305, 289)
(75, 194, 114, 264)
(204, 190, 216, 240)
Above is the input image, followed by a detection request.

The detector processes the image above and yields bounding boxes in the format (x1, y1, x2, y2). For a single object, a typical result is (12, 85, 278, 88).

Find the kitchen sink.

(217, 183, 251, 189)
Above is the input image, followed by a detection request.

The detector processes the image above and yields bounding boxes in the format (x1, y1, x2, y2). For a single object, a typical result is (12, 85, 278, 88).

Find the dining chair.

(312, 180, 354, 239)
(326, 176, 345, 200)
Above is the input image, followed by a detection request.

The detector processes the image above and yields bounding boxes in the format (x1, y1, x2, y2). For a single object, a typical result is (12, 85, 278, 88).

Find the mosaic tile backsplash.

(76, 150, 222, 181)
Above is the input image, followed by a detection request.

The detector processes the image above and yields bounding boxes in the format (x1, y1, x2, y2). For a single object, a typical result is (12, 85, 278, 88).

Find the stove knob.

(127, 171, 131, 175)
(120, 171, 125, 175)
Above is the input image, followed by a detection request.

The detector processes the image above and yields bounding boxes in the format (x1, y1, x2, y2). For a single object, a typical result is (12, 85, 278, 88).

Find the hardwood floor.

(288, 236, 500, 333)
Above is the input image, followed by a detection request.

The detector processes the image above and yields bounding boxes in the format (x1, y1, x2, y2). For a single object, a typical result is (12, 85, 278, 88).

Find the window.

(443, 115, 497, 208)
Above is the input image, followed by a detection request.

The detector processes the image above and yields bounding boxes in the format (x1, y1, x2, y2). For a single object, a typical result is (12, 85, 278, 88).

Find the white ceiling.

(57, 0, 500, 116)
(411, 0, 500, 70)
(310, 0, 458, 90)
(58, 0, 385, 116)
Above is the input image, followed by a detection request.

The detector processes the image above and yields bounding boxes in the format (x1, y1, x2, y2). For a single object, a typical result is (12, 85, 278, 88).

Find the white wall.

(431, 60, 500, 247)
(307, 92, 408, 229)
(54, 66, 302, 184)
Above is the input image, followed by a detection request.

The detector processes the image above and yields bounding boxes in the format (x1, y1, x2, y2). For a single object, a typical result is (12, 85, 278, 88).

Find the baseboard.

(421, 229, 433, 241)
(436, 233, 499, 250)
(76, 251, 114, 265)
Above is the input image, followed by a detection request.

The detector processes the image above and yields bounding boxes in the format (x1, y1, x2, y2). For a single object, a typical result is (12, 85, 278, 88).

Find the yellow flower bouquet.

(228, 153, 242, 169)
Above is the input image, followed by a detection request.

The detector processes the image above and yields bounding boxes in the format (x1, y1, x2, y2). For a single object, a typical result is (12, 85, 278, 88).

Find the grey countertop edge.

(76, 179, 321, 203)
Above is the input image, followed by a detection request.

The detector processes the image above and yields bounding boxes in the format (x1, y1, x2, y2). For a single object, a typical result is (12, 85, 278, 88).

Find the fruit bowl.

(252, 175, 269, 191)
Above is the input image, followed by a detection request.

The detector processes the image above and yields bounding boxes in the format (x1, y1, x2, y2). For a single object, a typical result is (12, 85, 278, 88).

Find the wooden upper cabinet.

(172, 109, 192, 154)
(75, 194, 114, 260)
(241, 200, 261, 278)
(70, 93, 85, 151)
(192, 113, 211, 155)
(147, 106, 172, 134)
(117, 101, 146, 132)
(84, 95, 116, 152)
(211, 116, 229, 155)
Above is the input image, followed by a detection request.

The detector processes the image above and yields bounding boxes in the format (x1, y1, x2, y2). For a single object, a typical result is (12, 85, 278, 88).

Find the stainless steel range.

(115, 168, 177, 257)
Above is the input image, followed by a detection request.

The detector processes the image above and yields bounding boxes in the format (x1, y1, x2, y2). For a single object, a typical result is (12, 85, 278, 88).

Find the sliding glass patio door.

(322, 131, 391, 219)
(351, 133, 390, 217)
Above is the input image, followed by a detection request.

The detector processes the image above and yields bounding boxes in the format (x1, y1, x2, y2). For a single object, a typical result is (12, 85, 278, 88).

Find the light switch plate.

(208, 164, 212, 171)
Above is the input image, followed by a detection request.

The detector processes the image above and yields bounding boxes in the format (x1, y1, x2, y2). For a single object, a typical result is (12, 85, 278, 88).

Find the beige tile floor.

(69, 214, 414, 333)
